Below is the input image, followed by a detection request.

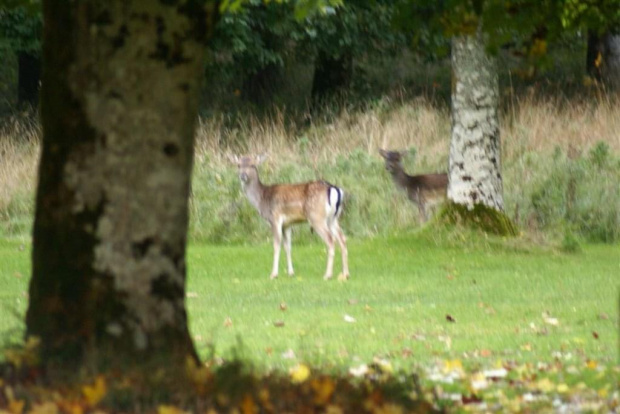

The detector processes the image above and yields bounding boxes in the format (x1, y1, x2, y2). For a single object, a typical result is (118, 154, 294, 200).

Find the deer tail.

(327, 185, 344, 219)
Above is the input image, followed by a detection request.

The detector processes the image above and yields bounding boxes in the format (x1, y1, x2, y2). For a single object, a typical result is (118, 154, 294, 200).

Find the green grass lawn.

(186, 233, 619, 375)
(2, 232, 616, 376)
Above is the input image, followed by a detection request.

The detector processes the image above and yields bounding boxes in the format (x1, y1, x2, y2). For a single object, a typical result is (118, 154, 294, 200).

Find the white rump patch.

(327, 186, 343, 219)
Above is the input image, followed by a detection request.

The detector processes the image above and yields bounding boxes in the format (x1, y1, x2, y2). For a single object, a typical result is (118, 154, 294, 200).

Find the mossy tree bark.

(26, 0, 215, 376)
(445, 26, 515, 236)
(449, 27, 503, 211)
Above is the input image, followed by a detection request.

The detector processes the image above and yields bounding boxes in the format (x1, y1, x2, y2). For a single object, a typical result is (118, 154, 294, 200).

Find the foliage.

(205, 0, 406, 108)
(207, 1, 303, 80)
(528, 143, 620, 243)
(395, 0, 619, 70)
(560, 0, 620, 33)
(298, 0, 406, 61)
(0, 3, 41, 53)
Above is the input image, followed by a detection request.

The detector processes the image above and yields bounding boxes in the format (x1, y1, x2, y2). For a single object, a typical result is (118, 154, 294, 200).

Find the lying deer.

(379, 149, 448, 222)
(230, 154, 349, 281)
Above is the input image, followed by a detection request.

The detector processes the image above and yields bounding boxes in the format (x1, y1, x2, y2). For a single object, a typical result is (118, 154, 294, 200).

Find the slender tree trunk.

(600, 32, 620, 90)
(311, 50, 353, 104)
(17, 51, 41, 107)
(587, 30, 620, 90)
(448, 28, 504, 211)
(242, 63, 283, 106)
(26, 0, 214, 376)
(586, 30, 602, 80)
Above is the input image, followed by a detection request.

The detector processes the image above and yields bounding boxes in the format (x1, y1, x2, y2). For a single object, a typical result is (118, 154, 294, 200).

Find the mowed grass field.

(1, 232, 617, 377)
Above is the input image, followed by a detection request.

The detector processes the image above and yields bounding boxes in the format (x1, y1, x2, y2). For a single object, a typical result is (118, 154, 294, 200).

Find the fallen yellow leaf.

(82, 376, 106, 407)
(28, 403, 59, 414)
(535, 378, 555, 393)
(311, 377, 335, 405)
(186, 356, 211, 387)
(325, 405, 344, 414)
(56, 400, 84, 414)
(374, 403, 404, 414)
(8, 399, 25, 414)
(240, 394, 258, 414)
(290, 363, 311, 383)
(157, 405, 189, 414)
(443, 359, 463, 373)
(557, 383, 569, 393)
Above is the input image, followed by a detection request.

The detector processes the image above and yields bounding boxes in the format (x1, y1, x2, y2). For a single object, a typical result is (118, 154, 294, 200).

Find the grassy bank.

(1, 95, 619, 246)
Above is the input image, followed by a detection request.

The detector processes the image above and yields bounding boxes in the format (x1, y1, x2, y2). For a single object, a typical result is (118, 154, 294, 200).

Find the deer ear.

(378, 148, 387, 158)
(256, 154, 268, 165)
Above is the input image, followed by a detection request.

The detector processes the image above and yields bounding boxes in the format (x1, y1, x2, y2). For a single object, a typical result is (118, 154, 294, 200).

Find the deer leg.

(331, 222, 349, 279)
(312, 222, 335, 280)
(418, 202, 428, 223)
(271, 221, 283, 280)
(283, 226, 294, 276)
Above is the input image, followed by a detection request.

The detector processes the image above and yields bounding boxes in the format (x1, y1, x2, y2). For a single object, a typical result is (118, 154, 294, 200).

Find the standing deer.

(230, 154, 349, 281)
(379, 149, 448, 222)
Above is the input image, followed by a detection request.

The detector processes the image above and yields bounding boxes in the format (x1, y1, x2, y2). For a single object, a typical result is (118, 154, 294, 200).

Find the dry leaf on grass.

(290, 364, 310, 383)
(82, 376, 107, 407)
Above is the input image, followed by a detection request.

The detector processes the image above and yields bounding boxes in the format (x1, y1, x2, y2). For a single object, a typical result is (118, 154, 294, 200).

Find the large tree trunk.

(587, 30, 620, 90)
(17, 51, 41, 107)
(26, 0, 213, 376)
(448, 28, 504, 211)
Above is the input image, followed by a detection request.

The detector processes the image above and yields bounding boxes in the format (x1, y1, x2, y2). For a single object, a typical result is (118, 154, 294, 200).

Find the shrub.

(527, 144, 619, 243)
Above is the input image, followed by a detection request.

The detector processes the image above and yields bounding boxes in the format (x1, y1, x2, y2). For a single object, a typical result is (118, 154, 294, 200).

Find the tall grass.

(1, 95, 618, 243)
(0, 115, 39, 240)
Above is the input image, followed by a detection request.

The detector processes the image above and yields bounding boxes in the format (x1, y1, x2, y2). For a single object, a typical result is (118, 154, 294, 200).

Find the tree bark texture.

(26, 0, 213, 371)
(449, 29, 504, 211)
(587, 30, 620, 90)
(17, 51, 41, 107)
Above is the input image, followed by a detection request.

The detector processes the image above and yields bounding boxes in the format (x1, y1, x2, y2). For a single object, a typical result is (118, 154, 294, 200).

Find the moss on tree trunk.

(437, 202, 517, 236)
(446, 24, 516, 236)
